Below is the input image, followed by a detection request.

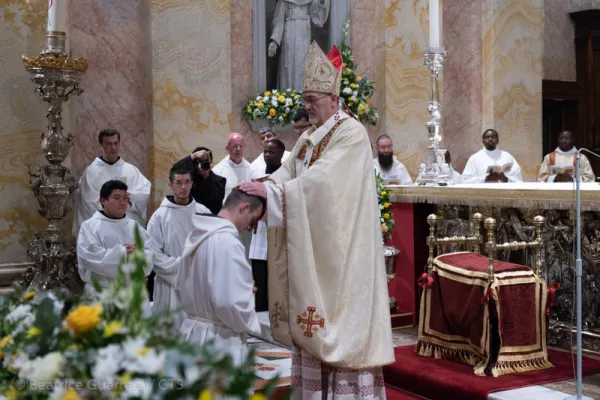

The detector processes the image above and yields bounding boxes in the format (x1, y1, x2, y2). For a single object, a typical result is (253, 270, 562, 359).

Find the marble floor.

(250, 314, 600, 399)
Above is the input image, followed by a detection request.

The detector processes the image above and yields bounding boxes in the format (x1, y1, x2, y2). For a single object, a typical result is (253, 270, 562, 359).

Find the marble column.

(151, 0, 233, 209)
(0, 0, 49, 265)
(70, 0, 153, 178)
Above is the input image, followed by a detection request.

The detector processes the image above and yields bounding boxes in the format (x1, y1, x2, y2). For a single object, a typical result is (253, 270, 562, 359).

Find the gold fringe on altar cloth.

(415, 340, 485, 370)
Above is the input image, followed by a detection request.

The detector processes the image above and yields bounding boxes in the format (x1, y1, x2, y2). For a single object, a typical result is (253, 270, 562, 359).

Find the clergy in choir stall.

(445, 150, 462, 184)
(177, 188, 264, 366)
(172, 146, 226, 214)
(251, 127, 291, 171)
(249, 139, 286, 312)
(240, 41, 393, 399)
(147, 167, 211, 329)
(72, 129, 151, 236)
(293, 108, 311, 136)
(537, 130, 595, 183)
(373, 134, 413, 185)
(77, 180, 154, 292)
(461, 129, 523, 184)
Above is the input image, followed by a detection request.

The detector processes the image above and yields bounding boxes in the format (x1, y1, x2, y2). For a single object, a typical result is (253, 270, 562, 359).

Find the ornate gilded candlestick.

(416, 47, 453, 186)
(21, 31, 87, 293)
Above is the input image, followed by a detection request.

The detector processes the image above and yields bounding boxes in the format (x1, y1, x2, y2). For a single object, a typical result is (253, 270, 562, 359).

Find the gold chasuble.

(264, 111, 394, 370)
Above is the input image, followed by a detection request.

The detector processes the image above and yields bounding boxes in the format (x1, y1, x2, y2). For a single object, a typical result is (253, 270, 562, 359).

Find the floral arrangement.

(243, 89, 303, 127)
(376, 173, 395, 241)
(0, 229, 276, 400)
(339, 18, 379, 126)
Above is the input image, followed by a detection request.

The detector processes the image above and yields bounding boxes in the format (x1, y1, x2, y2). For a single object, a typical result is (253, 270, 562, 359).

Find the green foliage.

(0, 226, 278, 399)
(376, 173, 395, 241)
(243, 89, 303, 127)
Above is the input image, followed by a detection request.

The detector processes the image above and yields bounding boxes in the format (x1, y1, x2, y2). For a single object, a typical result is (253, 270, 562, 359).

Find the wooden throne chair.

(416, 213, 553, 377)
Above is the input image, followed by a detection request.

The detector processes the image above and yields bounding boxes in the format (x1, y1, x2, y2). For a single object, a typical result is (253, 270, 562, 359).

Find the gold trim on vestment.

(387, 186, 600, 211)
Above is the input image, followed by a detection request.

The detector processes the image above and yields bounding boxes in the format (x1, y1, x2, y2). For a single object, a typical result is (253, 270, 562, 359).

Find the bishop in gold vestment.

(240, 41, 394, 399)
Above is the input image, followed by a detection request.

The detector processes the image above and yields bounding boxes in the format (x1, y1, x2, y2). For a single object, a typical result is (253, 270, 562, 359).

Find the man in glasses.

(240, 41, 393, 399)
(293, 108, 311, 136)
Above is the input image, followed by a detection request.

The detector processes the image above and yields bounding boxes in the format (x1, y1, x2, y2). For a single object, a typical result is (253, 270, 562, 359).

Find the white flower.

(273, 89, 278, 94)
(19, 352, 65, 388)
(279, 116, 284, 121)
(256, 96, 261, 101)
(9, 351, 29, 371)
(285, 107, 290, 113)
(286, 88, 291, 91)
(352, 91, 358, 97)
(380, 217, 385, 222)
(262, 96, 269, 102)
(46, 292, 64, 314)
(343, 87, 352, 95)
(379, 204, 384, 210)
(7, 304, 35, 335)
(49, 385, 67, 400)
(92, 344, 124, 384)
(125, 348, 166, 375)
(123, 378, 153, 399)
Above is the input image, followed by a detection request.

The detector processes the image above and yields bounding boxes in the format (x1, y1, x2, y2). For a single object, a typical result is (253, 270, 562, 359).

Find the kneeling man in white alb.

(177, 188, 264, 365)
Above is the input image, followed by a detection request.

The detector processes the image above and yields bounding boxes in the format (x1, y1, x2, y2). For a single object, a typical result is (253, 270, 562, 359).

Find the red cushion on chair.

(436, 252, 531, 273)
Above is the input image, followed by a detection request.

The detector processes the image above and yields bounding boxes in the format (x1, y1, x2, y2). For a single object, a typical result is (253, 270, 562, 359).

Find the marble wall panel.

(0, 0, 49, 263)
(482, 0, 543, 181)
(151, 0, 232, 209)
(70, 0, 153, 177)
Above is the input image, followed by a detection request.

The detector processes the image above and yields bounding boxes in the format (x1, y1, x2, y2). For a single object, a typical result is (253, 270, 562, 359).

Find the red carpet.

(383, 345, 600, 400)
(267, 385, 421, 399)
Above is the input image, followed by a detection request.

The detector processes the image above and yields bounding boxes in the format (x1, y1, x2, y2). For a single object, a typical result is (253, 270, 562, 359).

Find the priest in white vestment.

(251, 127, 291, 172)
(445, 150, 462, 184)
(268, 0, 330, 90)
(537, 130, 595, 183)
(373, 134, 413, 185)
(72, 129, 151, 237)
(147, 167, 210, 329)
(462, 129, 523, 184)
(250, 139, 286, 312)
(177, 188, 264, 366)
(213, 133, 254, 258)
(240, 41, 394, 399)
(77, 180, 153, 292)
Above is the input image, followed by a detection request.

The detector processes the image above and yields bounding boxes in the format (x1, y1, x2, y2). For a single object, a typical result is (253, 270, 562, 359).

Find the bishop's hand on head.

(238, 181, 267, 200)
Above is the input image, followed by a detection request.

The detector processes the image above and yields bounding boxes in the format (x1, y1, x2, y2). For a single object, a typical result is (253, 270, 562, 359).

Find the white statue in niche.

(268, 0, 330, 91)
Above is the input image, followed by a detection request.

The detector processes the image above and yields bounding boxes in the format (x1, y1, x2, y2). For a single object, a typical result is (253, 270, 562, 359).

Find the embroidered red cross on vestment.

(297, 306, 325, 337)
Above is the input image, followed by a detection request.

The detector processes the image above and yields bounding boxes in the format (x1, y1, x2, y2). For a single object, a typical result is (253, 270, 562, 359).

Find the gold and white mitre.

(302, 40, 342, 95)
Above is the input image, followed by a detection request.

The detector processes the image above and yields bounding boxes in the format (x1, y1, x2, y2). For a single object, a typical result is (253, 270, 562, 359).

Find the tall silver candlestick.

(21, 31, 87, 293)
(416, 47, 453, 186)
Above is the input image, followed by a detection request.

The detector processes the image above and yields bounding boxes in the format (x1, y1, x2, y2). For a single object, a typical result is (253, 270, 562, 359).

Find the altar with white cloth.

(385, 182, 600, 353)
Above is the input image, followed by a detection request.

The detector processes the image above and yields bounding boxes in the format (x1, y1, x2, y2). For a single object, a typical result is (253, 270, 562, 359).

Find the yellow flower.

(0, 335, 13, 359)
(250, 394, 268, 400)
(27, 327, 41, 337)
(383, 213, 390, 219)
(350, 83, 356, 88)
(348, 101, 353, 107)
(104, 320, 123, 337)
(346, 68, 352, 73)
(277, 95, 285, 103)
(66, 304, 103, 335)
(358, 103, 368, 116)
(381, 224, 389, 233)
(257, 102, 264, 110)
(269, 108, 276, 117)
(292, 89, 297, 93)
(138, 347, 150, 356)
(3, 386, 19, 400)
(23, 291, 36, 300)
(380, 191, 387, 196)
(342, 62, 347, 67)
(366, 98, 371, 104)
(294, 105, 299, 110)
(198, 389, 212, 400)
(120, 372, 133, 385)
(264, 91, 271, 96)
(62, 388, 80, 400)
(384, 202, 390, 208)
(356, 76, 362, 82)
(283, 113, 288, 118)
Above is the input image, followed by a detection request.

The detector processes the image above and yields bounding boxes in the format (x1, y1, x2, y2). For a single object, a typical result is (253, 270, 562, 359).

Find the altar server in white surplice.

(250, 139, 286, 312)
(373, 134, 413, 185)
(240, 41, 393, 400)
(147, 167, 210, 329)
(73, 129, 151, 237)
(177, 188, 264, 366)
(462, 129, 523, 184)
(538, 130, 595, 183)
(445, 150, 462, 184)
(212, 133, 254, 258)
(251, 127, 291, 172)
(77, 180, 153, 292)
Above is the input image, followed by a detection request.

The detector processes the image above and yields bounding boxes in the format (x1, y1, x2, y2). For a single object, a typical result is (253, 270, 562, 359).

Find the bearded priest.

(240, 41, 394, 399)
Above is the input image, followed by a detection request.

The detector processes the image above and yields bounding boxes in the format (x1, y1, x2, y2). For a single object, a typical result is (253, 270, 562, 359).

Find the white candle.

(429, 0, 440, 48)
(47, 0, 69, 33)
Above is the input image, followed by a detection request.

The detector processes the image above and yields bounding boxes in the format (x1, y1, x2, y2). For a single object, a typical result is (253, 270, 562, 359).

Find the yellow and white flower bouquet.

(0, 229, 278, 400)
(243, 89, 302, 127)
(376, 173, 395, 241)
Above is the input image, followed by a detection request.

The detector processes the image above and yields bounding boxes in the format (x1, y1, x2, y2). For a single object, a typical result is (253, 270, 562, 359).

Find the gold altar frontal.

(386, 182, 600, 356)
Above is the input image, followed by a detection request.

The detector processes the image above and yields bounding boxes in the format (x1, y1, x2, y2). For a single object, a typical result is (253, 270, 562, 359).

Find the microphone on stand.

(568, 148, 599, 400)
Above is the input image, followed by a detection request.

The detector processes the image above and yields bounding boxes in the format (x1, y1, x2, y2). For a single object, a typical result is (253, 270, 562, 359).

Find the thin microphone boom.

(569, 148, 597, 400)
